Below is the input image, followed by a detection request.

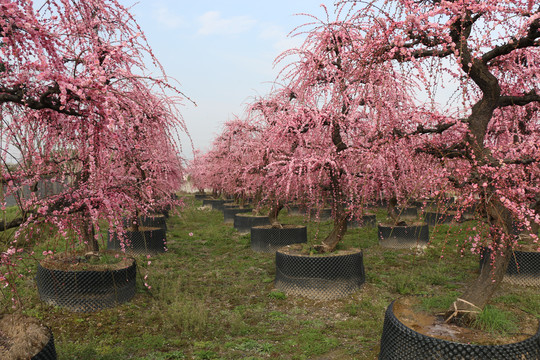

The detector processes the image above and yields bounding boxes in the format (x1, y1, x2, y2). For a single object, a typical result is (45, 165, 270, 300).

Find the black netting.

(107, 227, 167, 254)
(287, 205, 303, 216)
(378, 300, 540, 359)
(307, 208, 332, 221)
(202, 199, 225, 210)
(274, 249, 365, 300)
(139, 215, 167, 230)
(424, 211, 456, 226)
(194, 194, 207, 200)
(348, 214, 377, 228)
(32, 329, 57, 360)
(36, 259, 137, 312)
(250, 225, 307, 253)
(378, 223, 430, 249)
(396, 207, 418, 219)
(233, 214, 270, 234)
(480, 248, 540, 286)
(223, 207, 252, 224)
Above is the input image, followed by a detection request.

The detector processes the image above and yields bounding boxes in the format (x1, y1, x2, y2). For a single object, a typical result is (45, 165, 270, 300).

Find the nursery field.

(9, 194, 540, 359)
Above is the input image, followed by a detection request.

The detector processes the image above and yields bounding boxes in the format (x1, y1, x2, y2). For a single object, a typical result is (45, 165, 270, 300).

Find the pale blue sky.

(122, 1, 338, 158)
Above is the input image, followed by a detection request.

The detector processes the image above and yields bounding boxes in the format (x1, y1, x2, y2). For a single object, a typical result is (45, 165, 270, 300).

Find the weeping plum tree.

(0, 0, 189, 293)
(339, 0, 540, 317)
(258, 7, 443, 252)
(188, 118, 263, 203)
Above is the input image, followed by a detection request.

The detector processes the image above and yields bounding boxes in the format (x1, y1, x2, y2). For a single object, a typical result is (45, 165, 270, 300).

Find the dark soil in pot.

(250, 224, 307, 253)
(0, 314, 56, 360)
(36, 251, 137, 312)
(274, 244, 365, 300)
(379, 296, 540, 359)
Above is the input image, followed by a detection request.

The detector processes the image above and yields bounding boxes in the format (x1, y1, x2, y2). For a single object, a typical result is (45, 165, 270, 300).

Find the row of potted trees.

(188, 0, 540, 356)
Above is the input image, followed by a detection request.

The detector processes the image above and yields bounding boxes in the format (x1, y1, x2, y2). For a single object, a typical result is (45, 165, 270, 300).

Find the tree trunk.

(268, 202, 283, 226)
(82, 216, 99, 252)
(449, 244, 511, 322)
(448, 199, 515, 321)
(317, 213, 348, 253)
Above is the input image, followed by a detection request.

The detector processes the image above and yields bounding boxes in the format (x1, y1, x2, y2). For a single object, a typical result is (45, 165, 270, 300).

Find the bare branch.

(498, 91, 540, 107)
(482, 18, 540, 64)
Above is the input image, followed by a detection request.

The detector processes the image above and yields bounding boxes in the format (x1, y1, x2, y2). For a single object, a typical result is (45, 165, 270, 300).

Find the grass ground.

(5, 194, 540, 359)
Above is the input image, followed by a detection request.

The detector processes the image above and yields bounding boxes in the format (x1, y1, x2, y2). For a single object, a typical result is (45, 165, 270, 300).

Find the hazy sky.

(123, 1, 338, 159)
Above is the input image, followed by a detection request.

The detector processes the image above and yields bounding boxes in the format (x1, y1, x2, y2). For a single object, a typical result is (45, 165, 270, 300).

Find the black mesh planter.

(379, 299, 540, 359)
(250, 225, 307, 253)
(139, 214, 167, 230)
(425, 211, 456, 226)
(36, 254, 137, 312)
(233, 213, 270, 234)
(223, 207, 252, 224)
(480, 248, 540, 286)
(108, 227, 166, 254)
(287, 204, 303, 216)
(348, 214, 377, 228)
(396, 206, 418, 219)
(275, 247, 365, 300)
(202, 199, 225, 210)
(32, 329, 57, 360)
(307, 207, 332, 221)
(378, 223, 430, 249)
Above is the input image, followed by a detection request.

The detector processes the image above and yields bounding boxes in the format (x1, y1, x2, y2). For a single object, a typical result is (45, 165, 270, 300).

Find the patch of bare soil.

(278, 244, 361, 257)
(40, 250, 134, 271)
(0, 314, 49, 360)
(393, 296, 538, 345)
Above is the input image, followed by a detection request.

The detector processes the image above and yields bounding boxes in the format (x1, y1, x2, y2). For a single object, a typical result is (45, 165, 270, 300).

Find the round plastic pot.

(378, 300, 540, 359)
(32, 328, 57, 360)
(274, 248, 365, 300)
(378, 223, 430, 249)
(250, 225, 307, 253)
(480, 248, 540, 286)
(36, 257, 137, 312)
(348, 214, 377, 228)
(108, 227, 166, 254)
(233, 214, 270, 234)
(223, 207, 252, 223)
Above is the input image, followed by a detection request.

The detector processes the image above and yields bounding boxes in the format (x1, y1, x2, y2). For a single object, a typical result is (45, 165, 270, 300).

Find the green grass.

(1, 195, 539, 359)
(472, 305, 519, 335)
